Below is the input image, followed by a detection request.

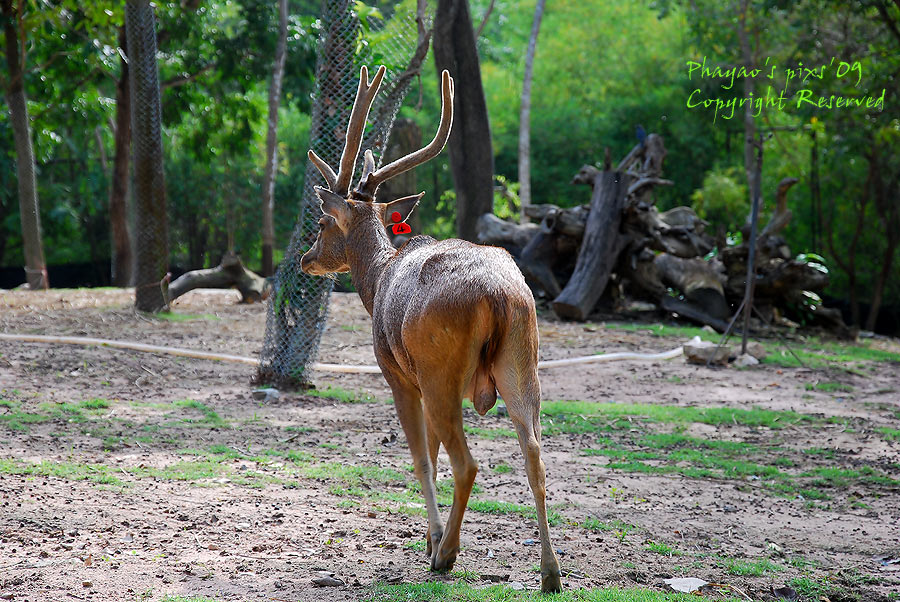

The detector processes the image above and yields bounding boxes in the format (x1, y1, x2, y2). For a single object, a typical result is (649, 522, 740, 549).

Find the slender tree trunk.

(866, 238, 898, 332)
(109, 25, 134, 286)
(518, 0, 545, 223)
(126, 0, 169, 312)
(865, 148, 900, 332)
(736, 0, 757, 209)
(2, 0, 48, 289)
(261, 0, 288, 277)
(433, 0, 494, 241)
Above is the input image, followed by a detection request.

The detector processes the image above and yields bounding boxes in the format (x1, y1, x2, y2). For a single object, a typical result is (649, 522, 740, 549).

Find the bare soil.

(1, 288, 898, 602)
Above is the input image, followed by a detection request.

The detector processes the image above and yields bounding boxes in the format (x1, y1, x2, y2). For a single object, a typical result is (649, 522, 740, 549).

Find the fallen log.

(523, 203, 589, 238)
(476, 213, 538, 251)
(168, 252, 269, 304)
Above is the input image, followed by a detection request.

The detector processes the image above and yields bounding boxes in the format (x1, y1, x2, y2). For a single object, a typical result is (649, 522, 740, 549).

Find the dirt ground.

(1, 288, 899, 602)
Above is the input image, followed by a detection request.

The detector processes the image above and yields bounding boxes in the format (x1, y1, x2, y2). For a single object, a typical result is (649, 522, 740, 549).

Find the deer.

(300, 65, 562, 594)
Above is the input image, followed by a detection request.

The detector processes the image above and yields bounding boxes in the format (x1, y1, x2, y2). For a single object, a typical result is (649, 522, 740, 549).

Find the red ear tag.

(390, 211, 402, 223)
(391, 222, 412, 235)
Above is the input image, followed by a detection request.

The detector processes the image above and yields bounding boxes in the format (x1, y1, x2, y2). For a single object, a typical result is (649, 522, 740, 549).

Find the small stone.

(508, 581, 526, 591)
(208, 544, 220, 551)
(252, 388, 280, 402)
(312, 574, 344, 587)
(0, 593, 15, 600)
(683, 338, 732, 366)
(82, 581, 92, 588)
(367, 511, 377, 519)
(745, 341, 768, 360)
(734, 354, 759, 367)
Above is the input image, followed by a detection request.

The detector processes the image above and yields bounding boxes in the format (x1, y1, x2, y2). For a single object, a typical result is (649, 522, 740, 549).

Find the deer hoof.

(431, 546, 458, 572)
(540, 569, 562, 594)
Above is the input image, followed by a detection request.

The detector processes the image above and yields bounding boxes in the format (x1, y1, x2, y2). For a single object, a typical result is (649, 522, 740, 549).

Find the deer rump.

(375, 236, 528, 416)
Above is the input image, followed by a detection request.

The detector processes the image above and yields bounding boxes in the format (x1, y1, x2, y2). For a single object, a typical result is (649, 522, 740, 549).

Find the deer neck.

(346, 219, 396, 316)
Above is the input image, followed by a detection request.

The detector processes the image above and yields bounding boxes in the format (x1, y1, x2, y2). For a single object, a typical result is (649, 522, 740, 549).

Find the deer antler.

(308, 65, 387, 195)
(353, 69, 454, 202)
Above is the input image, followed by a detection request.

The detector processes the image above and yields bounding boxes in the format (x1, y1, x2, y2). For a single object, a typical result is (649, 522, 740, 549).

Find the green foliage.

(690, 166, 747, 234)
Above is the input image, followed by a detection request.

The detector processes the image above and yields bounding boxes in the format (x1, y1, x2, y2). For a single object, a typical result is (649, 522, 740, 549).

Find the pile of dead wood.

(477, 134, 851, 337)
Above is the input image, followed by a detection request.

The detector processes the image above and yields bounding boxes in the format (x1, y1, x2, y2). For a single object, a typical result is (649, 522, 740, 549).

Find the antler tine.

(354, 70, 455, 202)
(308, 150, 337, 190)
(332, 65, 386, 195)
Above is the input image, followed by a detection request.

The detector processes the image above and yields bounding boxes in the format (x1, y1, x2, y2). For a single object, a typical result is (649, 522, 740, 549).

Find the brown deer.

(300, 65, 562, 593)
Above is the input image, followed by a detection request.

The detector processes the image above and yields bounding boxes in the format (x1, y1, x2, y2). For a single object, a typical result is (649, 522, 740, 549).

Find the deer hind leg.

(391, 384, 444, 560)
(494, 365, 562, 593)
(424, 419, 440, 557)
(421, 384, 477, 572)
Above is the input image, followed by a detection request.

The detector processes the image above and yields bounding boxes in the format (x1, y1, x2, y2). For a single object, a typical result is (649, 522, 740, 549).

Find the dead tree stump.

(552, 171, 632, 320)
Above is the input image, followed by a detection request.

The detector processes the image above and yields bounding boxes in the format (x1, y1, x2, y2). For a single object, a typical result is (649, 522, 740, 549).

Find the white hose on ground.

(0, 332, 682, 374)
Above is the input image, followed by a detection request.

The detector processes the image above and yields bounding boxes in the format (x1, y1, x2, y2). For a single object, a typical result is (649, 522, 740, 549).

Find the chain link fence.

(126, 0, 170, 313)
(256, 0, 429, 388)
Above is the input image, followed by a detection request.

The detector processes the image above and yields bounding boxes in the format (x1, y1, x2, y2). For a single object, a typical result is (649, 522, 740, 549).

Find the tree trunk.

(2, 0, 48, 289)
(865, 147, 900, 332)
(261, 0, 288, 277)
(433, 0, 494, 241)
(517, 0, 545, 223)
(736, 0, 757, 216)
(552, 171, 632, 320)
(126, 0, 169, 312)
(109, 25, 134, 287)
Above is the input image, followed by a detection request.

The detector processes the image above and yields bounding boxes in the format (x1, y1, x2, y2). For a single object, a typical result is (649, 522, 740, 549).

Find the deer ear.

(381, 192, 424, 226)
(315, 186, 348, 220)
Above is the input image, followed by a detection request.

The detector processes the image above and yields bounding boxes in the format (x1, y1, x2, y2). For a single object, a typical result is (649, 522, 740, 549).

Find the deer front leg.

(392, 387, 444, 563)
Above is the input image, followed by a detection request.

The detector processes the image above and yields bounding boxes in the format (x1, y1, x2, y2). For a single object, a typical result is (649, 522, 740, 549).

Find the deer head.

(300, 66, 454, 276)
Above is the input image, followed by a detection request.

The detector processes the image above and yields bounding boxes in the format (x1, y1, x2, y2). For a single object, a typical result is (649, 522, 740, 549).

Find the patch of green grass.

(720, 557, 785, 576)
(128, 460, 225, 481)
(493, 463, 514, 474)
(284, 425, 316, 433)
(604, 322, 717, 343)
(803, 447, 837, 459)
(0, 400, 50, 431)
(464, 425, 517, 439)
(581, 518, 634, 532)
(644, 541, 681, 556)
(154, 312, 220, 322)
(404, 540, 427, 551)
(368, 582, 743, 601)
(304, 462, 407, 486)
(172, 400, 226, 427)
(877, 427, 900, 442)
(79, 398, 112, 410)
(803, 466, 900, 488)
(307, 386, 378, 404)
(762, 339, 900, 369)
(805, 382, 854, 393)
(0, 458, 124, 486)
(582, 448, 660, 461)
(540, 401, 814, 431)
(466, 499, 562, 526)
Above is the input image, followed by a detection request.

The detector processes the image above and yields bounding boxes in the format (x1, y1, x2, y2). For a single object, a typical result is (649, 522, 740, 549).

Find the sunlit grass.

(369, 582, 743, 601)
(720, 557, 785, 576)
